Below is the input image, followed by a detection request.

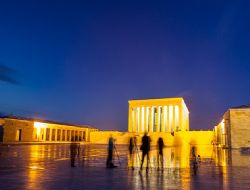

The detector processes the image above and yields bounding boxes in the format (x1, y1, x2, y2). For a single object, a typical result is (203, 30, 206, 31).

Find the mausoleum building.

(128, 97, 189, 133)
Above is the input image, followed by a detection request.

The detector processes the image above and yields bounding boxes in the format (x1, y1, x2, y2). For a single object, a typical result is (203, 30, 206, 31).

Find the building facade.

(0, 117, 97, 144)
(214, 105, 250, 149)
(128, 97, 189, 133)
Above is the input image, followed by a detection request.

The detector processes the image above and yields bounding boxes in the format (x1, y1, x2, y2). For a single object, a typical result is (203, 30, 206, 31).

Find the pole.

(114, 144, 121, 166)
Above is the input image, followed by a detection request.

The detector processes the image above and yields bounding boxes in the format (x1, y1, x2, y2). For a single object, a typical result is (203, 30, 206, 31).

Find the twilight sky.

(0, 0, 250, 131)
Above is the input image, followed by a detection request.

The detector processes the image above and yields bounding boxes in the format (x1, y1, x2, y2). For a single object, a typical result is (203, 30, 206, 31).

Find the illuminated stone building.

(214, 105, 250, 149)
(0, 116, 97, 144)
(128, 97, 189, 133)
(0, 97, 216, 146)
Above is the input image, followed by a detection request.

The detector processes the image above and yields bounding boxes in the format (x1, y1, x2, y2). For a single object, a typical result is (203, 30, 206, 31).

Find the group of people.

(106, 132, 165, 171)
(71, 133, 200, 174)
(129, 133, 164, 171)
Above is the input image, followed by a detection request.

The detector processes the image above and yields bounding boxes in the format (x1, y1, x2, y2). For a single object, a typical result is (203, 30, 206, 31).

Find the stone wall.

(89, 131, 214, 146)
(89, 131, 175, 145)
(175, 131, 214, 146)
(230, 109, 250, 149)
(3, 119, 34, 142)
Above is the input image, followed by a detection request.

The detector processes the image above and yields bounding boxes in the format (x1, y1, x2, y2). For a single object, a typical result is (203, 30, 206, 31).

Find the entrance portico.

(128, 97, 189, 133)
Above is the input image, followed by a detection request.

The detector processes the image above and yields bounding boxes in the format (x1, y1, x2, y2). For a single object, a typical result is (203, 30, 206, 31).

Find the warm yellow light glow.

(128, 97, 189, 133)
(146, 107, 149, 131)
(169, 105, 173, 132)
(34, 121, 47, 129)
(136, 107, 140, 132)
(131, 109, 135, 132)
(175, 105, 179, 130)
(220, 119, 225, 133)
(34, 122, 47, 139)
(141, 107, 144, 132)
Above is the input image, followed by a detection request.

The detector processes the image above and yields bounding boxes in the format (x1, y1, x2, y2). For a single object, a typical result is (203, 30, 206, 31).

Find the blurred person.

(70, 138, 78, 167)
(157, 137, 164, 169)
(191, 146, 198, 175)
(129, 136, 136, 169)
(76, 142, 81, 166)
(106, 135, 117, 168)
(140, 132, 151, 171)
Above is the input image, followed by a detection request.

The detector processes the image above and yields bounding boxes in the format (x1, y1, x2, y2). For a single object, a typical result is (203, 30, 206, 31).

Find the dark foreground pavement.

(1, 144, 250, 190)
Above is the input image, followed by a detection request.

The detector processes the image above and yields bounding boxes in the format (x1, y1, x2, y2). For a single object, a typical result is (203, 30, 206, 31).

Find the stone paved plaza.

(1, 144, 250, 190)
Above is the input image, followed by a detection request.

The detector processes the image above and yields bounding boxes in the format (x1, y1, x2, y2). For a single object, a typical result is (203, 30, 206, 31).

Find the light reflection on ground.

(0, 144, 250, 189)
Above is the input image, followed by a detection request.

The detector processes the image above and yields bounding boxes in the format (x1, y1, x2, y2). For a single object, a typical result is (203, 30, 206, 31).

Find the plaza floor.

(0, 144, 250, 190)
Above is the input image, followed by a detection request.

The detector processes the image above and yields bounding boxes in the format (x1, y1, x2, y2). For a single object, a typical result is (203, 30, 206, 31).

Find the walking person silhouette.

(129, 136, 136, 169)
(191, 146, 198, 175)
(157, 137, 164, 169)
(140, 132, 151, 171)
(106, 135, 117, 168)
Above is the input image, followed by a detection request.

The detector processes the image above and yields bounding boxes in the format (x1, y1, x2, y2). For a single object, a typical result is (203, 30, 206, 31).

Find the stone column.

(175, 106, 179, 131)
(161, 106, 166, 132)
(57, 129, 60, 141)
(61, 129, 63, 141)
(134, 107, 137, 132)
(64, 129, 67, 141)
(128, 105, 132, 132)
(72, 130, 75, 140)
(49, 128, 52, 141)
(179, 104, 183, 131)
(169, 106, 172, 132)
(80, 131, 83, 141)
(156, 106, 161, 132)
(43, 128, 47, 141)
(173, 106, 176, 132)
(136, 107, 140, 132)
(145, 107, 149, 132)
(55, 129, 58, 142)
(74, 131, 77, 141)
(148, 107, 152, 132)
(59, 129, 62, 141)
(72, 130, 74, 141)
(69, 130, 72, 141)
(129, 107, 135, 132)
(141, 107, 144, 132)
(140, 107, 143, 132)
(165, 106, 168, 132)
(151, 107, 155, 132)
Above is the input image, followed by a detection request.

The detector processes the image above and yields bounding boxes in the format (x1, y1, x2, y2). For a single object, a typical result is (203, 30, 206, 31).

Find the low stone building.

(0, 116, 97, 144)
(214, 105, 250, 149)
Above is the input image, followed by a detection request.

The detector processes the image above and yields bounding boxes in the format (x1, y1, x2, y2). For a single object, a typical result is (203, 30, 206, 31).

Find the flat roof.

(231, 104, 250, 109)
(0, 115, 96, 129)
(128, 97, 189, 112)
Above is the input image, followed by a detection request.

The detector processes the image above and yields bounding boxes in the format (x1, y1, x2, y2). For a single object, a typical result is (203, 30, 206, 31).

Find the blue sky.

(0, 0, 250, 131)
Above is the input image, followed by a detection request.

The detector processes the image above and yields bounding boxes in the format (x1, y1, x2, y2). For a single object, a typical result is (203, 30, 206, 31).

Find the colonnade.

(129, 105, 182, 133)
(214, 119, 228, 147)
(34, 127, 87, 142)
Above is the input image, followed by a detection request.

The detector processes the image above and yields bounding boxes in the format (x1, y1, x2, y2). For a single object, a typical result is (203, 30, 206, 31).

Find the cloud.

(0, 64, 19, 84)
